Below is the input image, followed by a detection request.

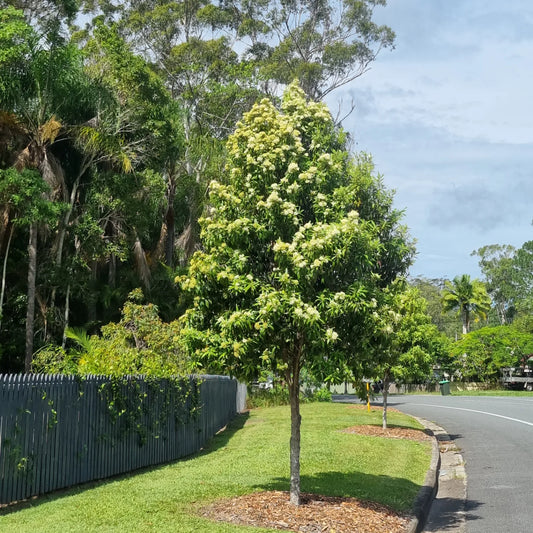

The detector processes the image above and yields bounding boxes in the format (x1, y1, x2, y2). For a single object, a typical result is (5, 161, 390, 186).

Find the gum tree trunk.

(25, 223, 37, 372)
(0, 224, 14, 331)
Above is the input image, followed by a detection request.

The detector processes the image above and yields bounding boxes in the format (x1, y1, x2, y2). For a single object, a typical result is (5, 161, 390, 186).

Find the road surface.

(386, 394, 533, 533)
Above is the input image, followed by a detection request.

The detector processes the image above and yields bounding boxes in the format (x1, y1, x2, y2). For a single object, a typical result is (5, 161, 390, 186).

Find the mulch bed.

(346, 404, 401, 413)
(341, 424, 433, 441)
(200, 490, 411, 533)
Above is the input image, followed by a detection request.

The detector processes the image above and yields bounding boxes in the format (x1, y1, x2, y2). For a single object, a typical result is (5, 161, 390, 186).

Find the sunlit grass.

(387, 388, 533, 397)
(447, 389, 533, 396)
(0, 403, 431, 532)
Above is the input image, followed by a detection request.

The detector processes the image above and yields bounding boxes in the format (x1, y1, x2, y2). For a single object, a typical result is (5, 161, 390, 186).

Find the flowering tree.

(179, 82, 413, 505)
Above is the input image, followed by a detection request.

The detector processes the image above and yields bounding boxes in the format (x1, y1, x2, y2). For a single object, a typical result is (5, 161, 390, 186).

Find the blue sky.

(330, 0, 533, 280)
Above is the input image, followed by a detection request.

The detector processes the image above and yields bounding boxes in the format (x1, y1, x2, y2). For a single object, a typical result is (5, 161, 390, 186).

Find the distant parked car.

(251, 378, 274, 390)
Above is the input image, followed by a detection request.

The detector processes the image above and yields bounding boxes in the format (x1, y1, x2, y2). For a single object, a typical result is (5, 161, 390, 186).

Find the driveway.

(383, 394, 533, 533)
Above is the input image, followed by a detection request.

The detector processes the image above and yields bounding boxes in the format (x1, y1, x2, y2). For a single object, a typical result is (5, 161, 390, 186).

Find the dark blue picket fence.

(0, 374, 239, 504)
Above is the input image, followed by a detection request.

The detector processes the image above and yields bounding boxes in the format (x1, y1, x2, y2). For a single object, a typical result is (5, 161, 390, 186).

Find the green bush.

(247, 384, 289, 408)
(32, 290, 190, 378)
(313, 387, 332, 402)
(247, 383, 332, 408)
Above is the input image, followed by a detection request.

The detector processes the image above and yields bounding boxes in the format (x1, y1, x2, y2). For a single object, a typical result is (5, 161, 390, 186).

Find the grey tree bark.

(25, 223, 37, 372)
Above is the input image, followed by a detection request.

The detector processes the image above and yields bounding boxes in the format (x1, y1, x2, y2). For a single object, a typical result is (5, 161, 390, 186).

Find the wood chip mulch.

(200, 490, 411, 533)
(346, 404, 401, 413)
(342, 424, 433, 441)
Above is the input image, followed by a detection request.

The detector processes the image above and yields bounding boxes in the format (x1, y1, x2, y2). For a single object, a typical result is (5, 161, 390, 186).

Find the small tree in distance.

(366, 282, 447, 429)
(179, 82, 413, 505)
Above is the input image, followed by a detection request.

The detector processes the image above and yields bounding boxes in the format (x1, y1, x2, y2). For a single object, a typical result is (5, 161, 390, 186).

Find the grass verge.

(0, 403, 432, 533)
(447, 389, 533, 396)
(399, 388, 533, 397)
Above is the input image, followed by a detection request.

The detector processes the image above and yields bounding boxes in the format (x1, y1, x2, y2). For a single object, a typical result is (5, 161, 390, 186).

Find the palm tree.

(442, 274, 492, 335)
(0, 11, 96, 370)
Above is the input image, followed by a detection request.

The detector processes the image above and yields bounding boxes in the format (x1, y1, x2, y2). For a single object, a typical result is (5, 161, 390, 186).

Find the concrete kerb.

(406, 417, 441, 533)
(406, 416, 467, 533)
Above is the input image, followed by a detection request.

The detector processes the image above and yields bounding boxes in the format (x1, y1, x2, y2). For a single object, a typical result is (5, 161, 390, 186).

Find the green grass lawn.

(448, 389, 533, 396)
(0, 403, 432, 533)
(401, 388, 533, 397)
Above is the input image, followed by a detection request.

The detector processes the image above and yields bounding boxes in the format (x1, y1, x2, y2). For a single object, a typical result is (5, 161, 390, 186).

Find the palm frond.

(176, 222, 200, 263)
(77, 125, 134, 173)
(65, 327, 92, 352)
(38, 117, 61, 144)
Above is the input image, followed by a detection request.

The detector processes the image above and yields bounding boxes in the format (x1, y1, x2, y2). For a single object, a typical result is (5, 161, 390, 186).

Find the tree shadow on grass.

(253, 470, 428, 511)
(191, 410, 250, 457)
(0, 412, 250, 516)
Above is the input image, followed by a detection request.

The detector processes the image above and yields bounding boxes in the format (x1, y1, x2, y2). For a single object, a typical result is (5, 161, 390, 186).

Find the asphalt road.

(386, 394, 533, 533)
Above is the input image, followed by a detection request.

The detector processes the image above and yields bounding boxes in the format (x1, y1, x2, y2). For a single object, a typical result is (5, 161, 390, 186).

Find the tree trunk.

(287, 341, 302, 506)
(382, 370, 390, 430)
(61, 282, 70, 349)
(108, 253, 116, 287)
(462, 306, 469, 335)
(153, 222, 168, 264)
(87, 261, 98, 325)
(54, 176, 81, 267)
(0, 205, 10, 251)
(164, 176, 176, 267)
(289, 369, 301, 505)
(0, 224, 14, 331)
(497, 303, 506, 325)
(25, 223, 38, 372)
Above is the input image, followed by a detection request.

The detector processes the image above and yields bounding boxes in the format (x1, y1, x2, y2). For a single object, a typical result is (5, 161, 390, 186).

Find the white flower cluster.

(274, 210, 363, 275)
(227, 98, 305, 179)
(287, 161, 299, 173)
(255, 187, 300, 226)
(317, 152, 341, 173)
(292, 300, 321, 323)
(298, 165, 318, 184)
(281, 81, 332, 126)
(325, 328, 339, 342)
(227, 217, 252, 235)
(257, 290, 282, 315)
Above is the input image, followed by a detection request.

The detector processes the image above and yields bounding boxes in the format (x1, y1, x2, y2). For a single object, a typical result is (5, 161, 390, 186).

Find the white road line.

(414, 403, 533, 427)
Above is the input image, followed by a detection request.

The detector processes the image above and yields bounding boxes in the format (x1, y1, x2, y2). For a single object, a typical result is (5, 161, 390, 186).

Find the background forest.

(1, 0, 532, 384)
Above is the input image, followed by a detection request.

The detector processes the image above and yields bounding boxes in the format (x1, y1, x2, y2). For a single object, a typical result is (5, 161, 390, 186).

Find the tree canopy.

(361, 281, 448, 427)
(450, 325, 533, 382)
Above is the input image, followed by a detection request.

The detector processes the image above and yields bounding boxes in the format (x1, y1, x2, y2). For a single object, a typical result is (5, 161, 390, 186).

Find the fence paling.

(0, 374, 238, 505)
